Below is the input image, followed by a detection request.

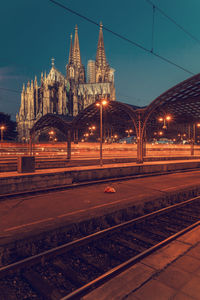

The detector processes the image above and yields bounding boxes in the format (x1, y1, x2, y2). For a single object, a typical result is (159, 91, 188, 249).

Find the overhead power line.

(151, 4, 155, 52)
(49, 0, 194, 75)
(0, 87, 21, 94)
(146, 0, 200, 45)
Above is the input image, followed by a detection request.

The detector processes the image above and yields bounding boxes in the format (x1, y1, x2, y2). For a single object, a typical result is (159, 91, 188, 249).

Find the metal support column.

(191, 123, 195, 156)
(100, 103, 103, 166)
(29, 135, 33, 156)
(67, 129, 71, 160)
(136, 113, 144, 164)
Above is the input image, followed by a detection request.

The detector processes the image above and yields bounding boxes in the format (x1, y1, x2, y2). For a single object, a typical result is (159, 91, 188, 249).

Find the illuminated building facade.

(16, 23, 115, 141)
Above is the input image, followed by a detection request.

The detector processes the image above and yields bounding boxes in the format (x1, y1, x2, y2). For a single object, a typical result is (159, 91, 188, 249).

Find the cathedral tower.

(17, 23, 115, 141)
(95, 22, 110, 83)
(66, 25, 85, 84)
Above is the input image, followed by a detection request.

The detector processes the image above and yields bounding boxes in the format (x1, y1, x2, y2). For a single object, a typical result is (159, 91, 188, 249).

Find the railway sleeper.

(170, 213, 198, 224)
(95, 242, 128, 263)
(156, 216, 186, 229)
(23, 269, 63, 300)
(109, 236, 140, 255)
(171, 210, 200, 221)
(141, 225, 172, 239)
(121, 233, 149, 252)
(75, 252, 106, 273)
(126, 231, 157, 246)
(179, 207, 200, 218)
(53, 259, 87, 288)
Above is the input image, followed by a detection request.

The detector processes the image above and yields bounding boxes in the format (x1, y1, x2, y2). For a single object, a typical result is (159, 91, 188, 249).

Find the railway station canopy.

(30, 73, 200, 138)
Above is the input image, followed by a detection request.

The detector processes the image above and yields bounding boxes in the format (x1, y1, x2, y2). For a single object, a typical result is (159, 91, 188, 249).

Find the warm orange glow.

(0, 125, 5, 130)
(48, 130, 54, 135)
(197, 123, 200, 127)
(166, 115, 171, 121)
(92, 126, 96, 130)
(158, 131, 163, 136)
(96, 99, 107, 107)
(158, 115, 171, 122)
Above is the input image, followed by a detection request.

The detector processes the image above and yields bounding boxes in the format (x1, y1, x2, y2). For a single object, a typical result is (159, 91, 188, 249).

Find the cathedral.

(16, 23, 116, 141)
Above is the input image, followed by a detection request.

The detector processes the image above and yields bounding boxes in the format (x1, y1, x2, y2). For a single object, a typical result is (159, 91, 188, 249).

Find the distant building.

(87, 60, 96, 83)
(16, 23, 116, 141)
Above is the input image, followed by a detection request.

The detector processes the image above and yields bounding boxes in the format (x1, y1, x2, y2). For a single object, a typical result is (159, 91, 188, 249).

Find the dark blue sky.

(1, 0, 200, 119)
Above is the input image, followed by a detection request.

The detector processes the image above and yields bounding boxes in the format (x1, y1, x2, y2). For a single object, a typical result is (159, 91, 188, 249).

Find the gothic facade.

(16, 23, 115, 141)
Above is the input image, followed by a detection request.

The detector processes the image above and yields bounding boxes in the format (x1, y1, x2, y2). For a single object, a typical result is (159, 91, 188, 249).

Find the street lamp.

(88, 125, 96, 136)
(125, 129, 133, 137)
(96, 99, 107, 166)
(158, 115, 172, 129)
(48, 130, 55, 142)
(0, 125, 5, 142)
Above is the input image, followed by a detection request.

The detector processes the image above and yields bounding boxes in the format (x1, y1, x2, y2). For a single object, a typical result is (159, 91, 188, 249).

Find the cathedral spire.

(73, 25, 81, 67)
(96, 22, 107, 67)
(51, 58, 55, 68)
(34, 76, 37, 87)
(68, 34, 73, 64)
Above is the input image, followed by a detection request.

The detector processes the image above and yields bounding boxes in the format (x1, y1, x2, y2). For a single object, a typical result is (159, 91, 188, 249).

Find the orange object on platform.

(104, 186, 116, 193)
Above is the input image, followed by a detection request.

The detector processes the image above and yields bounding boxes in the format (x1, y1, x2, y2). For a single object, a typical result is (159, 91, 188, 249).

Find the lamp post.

(0, 125, 5, 142)
(48, 130, 55, 142)
(158, 115, 172, 129)
(191, 122, 200, 155)
(125, 129, 133, 137)
(96, 99, 107, 166)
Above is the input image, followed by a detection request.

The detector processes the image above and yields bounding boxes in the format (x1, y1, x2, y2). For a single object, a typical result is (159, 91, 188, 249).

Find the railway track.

(1, 196, 200, 299)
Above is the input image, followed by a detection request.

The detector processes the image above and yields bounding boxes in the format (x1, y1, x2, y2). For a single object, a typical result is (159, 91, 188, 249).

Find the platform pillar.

(67, 129, 71, 160)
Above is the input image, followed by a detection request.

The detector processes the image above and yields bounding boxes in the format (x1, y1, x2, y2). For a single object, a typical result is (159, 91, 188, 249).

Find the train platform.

(1, 158, 200, 196)
(1, 160, 200, 299)
(84, 225, 200, 300)
(1, 162, 200, 259)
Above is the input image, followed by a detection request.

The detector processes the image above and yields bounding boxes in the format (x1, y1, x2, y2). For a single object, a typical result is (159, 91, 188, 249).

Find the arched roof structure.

(144, 73, 200, 123)
(30, 114, 73, 137)
(72, 101, 140, 133)
(30, 73, 200, 140)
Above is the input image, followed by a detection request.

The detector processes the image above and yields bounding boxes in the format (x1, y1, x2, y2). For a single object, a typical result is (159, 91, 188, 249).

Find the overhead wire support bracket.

(151, 5, 155, 53)
(146, 0, 200, 46)
(49, 0, 194, 75)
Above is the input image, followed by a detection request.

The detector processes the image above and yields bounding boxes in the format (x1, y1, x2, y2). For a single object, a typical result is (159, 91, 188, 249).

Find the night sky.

(1, 0, 200, 120)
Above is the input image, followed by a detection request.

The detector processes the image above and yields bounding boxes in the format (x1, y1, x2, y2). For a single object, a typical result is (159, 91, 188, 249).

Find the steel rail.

(1, 194, 200, 279)
(62, 220, 200, 300)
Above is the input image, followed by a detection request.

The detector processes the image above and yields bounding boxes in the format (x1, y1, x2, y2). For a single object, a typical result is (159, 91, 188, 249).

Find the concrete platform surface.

(1, 159, 200, 195)
(83, 226, 200, 300)
(1, 167, 200, 244)
(1, 162, 200, 298)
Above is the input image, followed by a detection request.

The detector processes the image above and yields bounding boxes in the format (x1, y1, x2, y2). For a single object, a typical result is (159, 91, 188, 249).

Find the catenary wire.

(145, 0, 200, 45)
(49, 0, 194, 75)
